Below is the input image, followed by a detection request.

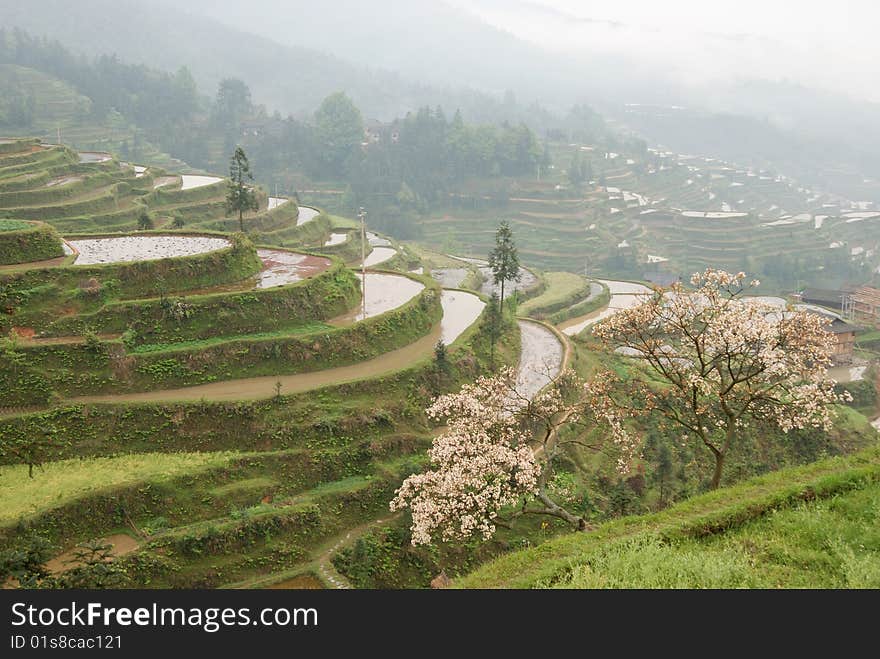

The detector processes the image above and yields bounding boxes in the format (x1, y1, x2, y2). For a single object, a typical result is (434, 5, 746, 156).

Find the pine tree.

(226, 146, 259, 232)
(488, 220, 521, 307)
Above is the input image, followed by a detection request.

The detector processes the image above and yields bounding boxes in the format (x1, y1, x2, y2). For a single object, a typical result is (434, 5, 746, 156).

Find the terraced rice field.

(69, 235, 230, 265)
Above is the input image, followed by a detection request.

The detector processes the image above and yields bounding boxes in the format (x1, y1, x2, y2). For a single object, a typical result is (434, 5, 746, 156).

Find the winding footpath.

(67, 283, 486, 405)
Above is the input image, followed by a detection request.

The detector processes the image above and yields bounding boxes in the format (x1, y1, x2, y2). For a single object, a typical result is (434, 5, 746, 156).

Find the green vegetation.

(42, 259, 358, 345)
(0, 232, 264, 335)
(0, 452, 240, 526)
(15, 280, 440, 396)
(0, 220, 64, 265)
(1, 30, 878, 591)
(0, 220, 30, 231)
(226, 147, 259, 232)
(456, 445, 880, 588)
(519, 271, 590, 317)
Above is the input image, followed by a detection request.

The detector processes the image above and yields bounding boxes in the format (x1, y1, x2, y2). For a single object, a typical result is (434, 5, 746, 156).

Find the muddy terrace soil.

(255, 250, 331, 288)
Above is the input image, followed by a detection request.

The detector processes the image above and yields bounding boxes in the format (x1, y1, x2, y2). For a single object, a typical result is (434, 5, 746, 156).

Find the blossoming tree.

(591, 269, 849, 489)
(390, 367, 637, 546)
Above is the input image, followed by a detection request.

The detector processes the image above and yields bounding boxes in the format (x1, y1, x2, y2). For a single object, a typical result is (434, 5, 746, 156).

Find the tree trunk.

(537, 487, 588, 530)
(500, 278, 505, 308)
(710, 451, 724, 490)
(239, 207, 244, 233)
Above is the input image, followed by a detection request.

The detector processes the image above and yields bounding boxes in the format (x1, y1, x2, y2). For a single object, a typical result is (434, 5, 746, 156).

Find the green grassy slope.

(456, 443, 880, 589)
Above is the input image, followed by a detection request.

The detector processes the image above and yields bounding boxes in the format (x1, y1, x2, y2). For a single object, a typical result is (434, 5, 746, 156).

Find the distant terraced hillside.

(422, 144, 880, 291)
(0, 64, 189, 172)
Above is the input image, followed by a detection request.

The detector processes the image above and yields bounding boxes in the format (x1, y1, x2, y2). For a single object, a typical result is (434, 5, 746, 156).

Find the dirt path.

(45, 533, 140, 574)
(313, 514, 400, 589)
(68, 324, 444, 404)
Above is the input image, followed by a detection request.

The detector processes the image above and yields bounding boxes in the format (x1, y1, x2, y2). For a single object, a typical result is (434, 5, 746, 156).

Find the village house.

(801, 308, 859, 364)
(848, 286, 880, 325)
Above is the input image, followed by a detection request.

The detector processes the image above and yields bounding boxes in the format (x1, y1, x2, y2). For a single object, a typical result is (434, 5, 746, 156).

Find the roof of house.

(801, 288, 848, 307)
(801, 307, 859, 335)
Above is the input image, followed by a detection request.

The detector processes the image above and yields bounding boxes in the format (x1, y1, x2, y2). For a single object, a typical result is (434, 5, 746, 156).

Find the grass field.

(0, 452, 240, 526)
(456, 444, 880, 588)
(0, 219, 30, 231)
(519, 271, 589, 316)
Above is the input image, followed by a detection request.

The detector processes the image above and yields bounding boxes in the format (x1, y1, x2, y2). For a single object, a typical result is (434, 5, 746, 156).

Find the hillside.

(0, 63, 190, 172)
(0, 136, 558, 589)
(0, 0, 520, 123)
(0, 135, 877, 590)
(456, 444, 880, 588)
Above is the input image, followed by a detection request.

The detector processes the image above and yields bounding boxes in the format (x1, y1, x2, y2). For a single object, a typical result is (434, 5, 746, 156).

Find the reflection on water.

(332, 273, 424, 324)
(45, 175, 82, 188)
(599, 279, 652, 296)
(561, 280, 651, 337)
(324, 232, 349, 246)
(516, 320, 563, 402)
(363, 247, 397, 267)
(70, 235, 229, 265)
(431, 268, 468, 288)
(453, 256, 537, 298)
(440, 290, 485, 345)
(78, 151, 111, 163)
(255, 249, 331, 288)
(366, 232, 391, 247)
(827, 365, 867, 384)
(179, 175, 223, 190)
(297, 206, 320, 226)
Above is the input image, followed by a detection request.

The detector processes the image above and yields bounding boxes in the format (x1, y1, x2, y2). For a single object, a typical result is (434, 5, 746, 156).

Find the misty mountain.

(0, 0, 529, 122)
(153, 0, 596, 106)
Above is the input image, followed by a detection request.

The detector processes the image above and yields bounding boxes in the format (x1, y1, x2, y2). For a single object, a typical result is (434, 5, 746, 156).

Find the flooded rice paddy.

(77, 151, 112, 163)
(440, 289, 485, 345)
(297, 206, 320, 226)
(453, 256, 538, 298)
(179, 175, 223, 190)
(332, 273, 424, 324)
(430, 268, 468, 288)
(363, 247, 397, 267)
(267, 196, 289, 210)
(45, 175, 82, 187)
(323, 232, 349, 246)
(366, 232, 391, 247)
(561, 280, 652, 336)
(827, 365, 867, 384)
(515, 320, 564, 401)
(255, 249, 331, 288)
(69, 235, 230, 265)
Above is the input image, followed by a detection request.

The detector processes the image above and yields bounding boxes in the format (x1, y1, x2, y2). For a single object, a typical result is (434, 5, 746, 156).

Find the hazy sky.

(448, 0, 879, 101)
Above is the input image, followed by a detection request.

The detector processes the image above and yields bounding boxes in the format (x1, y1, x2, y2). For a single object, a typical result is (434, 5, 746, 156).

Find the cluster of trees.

(0, 79, 36, 126)
(0, 28, 619, 239)
(244, 95, 544, 224)
(393, 269, 849, 545)
(0, 28, 199, 149)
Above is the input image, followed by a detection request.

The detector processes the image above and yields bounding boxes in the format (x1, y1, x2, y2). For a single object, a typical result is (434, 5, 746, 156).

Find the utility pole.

(359, 206, 367, 319)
